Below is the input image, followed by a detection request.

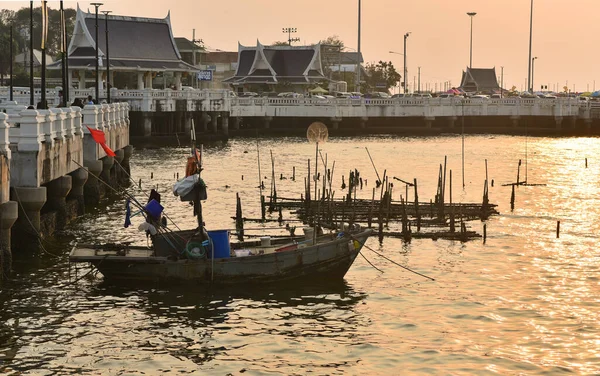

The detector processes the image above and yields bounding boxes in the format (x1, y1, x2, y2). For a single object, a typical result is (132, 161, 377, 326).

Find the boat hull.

(84, 230, 372, 284)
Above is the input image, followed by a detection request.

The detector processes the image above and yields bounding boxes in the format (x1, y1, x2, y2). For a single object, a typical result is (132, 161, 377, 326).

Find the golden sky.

(3, 0, 598, 92)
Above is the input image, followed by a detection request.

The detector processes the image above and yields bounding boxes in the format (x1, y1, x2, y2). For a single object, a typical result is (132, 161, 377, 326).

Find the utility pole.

(102, 10, 111, 103)
(403, 32, 410, 94)
(91, 3, 103, 102)
(467, 12, 477, 68)
(40, 0, 48, 109)
(527, 0, 534, 92)
(501, 66, 504, 98)
(418, 66, 421, 93)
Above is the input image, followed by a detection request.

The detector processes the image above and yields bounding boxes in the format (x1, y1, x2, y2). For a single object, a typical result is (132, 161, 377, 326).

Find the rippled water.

(1, 135, 600, 375)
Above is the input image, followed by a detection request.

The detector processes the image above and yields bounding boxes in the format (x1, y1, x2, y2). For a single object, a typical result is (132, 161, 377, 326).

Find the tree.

(363, 61, 401, 93)
(271, 41, 290, 46)
(319, 35, 345, 80)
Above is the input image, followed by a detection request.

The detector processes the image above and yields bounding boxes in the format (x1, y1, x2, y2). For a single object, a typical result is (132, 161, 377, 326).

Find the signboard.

(197, 70, 213, 81)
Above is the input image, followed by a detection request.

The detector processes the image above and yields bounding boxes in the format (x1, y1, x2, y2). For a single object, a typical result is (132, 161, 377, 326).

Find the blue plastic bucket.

(207, 230, 230, 259)
(145, 199, 164, 219)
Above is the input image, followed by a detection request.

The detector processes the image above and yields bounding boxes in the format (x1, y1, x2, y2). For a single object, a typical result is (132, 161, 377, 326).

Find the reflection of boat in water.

(69, 127, 373, 285)
(70, 228, 372, 284)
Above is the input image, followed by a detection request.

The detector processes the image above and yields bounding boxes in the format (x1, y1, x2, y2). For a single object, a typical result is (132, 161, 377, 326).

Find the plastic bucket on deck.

(207, 230, 230, 258)
(145, 199, 164, 219)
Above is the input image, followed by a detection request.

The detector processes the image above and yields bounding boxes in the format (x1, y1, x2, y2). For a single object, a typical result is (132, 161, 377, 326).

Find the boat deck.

(70, 246, 168, 263)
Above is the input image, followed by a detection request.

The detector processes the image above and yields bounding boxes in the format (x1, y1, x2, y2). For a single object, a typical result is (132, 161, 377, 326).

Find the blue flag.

(124, 199, 132, 228)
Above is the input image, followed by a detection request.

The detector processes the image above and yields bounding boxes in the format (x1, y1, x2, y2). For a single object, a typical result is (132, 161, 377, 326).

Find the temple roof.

(460, 67, 500, 93)
(49, 6, 196, 72)
(223, 41, 326, 85)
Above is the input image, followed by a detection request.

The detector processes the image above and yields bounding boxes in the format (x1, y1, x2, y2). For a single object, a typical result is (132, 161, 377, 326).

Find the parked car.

(333, 91, 352, 98)
(365, 92, 391, 98)
(261, 92, 280, 98)
(239, 92, 259, 97)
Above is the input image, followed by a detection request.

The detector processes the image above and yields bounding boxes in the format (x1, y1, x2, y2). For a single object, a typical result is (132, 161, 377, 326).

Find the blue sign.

(197, 70, 213, 81)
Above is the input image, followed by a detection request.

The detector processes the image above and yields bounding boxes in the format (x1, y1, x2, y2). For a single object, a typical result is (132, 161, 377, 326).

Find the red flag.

(86, 126, 116, 157)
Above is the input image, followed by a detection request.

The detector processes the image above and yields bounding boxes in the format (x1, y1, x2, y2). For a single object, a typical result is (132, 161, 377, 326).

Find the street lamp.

(29, 0, 33, 106)
(357, 0, 362, 92)
(101, 10, 111, 103)
(531, 57, 538, 93)
(527, 0, 534, 93)
(91, 2, 103, 103)
(282, 27, 299, 46)
(467, 12, 476, 68)
(389, 50, 404, 94)
(403, 32, 410, 93)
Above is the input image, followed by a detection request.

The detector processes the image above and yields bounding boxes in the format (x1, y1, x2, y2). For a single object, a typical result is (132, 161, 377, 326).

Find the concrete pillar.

(122, 145, 133, 177)
(424, 116, 435, 128)
(232, 117, 241, 130)
(174, 72, 182, 91)
(145, 72, 153, 89)
(221, 113, 229, 136)
(555, 116, 563, 130)
(11, 187, 47, 236)
(113, 149, 125, 185)
(330, 117, 341, 130)
(510, 115, 520, 128)
(447, 116, 457, 129)
(263, 116, 273, 129)
(183, 113, 192, 134)
(584, 118, 592, 131)
(0, 201, 18, 279)
(78, 70, 86, 90)
(137, 72, 144, 90)
(46, 175, 72, 230)
(142, 112, 152, 137)
(359, 116, 368, 129)
(210, 112, 218, 133)
(101, 156, 115, 188)
(68, 167, 88, 215)
(84, 160, 103, 205)
(201, 112, 210, 132)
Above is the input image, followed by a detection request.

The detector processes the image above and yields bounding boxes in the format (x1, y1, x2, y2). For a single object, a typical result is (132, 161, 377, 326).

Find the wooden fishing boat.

(70, 121, 373, 284)
(69, 228, 373, 284)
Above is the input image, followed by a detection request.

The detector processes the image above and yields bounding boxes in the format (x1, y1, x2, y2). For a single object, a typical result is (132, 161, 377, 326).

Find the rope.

(351, 234, 435, 281)
(359, 251, 384, 273)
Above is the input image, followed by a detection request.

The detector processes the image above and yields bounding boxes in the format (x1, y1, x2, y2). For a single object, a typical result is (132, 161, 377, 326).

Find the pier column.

(141, 112, 152, 137)
(144, 72, 153, 89)
(11, 187, 47, 236)
(263, 116, 273, 129)
(210, 112, 218, 133)
(122, 145, 133, 179)
(584, 118, 592, 131)
(330, 117, 342, 130)
(510, 115, 520, 128)
(232, 117, 241, 130)
(0, 201, 18, 279)
(183, 113, 192, 134)
(424, 116, 435, 128)
(221, 113, 229, 136)
(447, 116, 457, 129)
(101, 155, 115, 188)
(201, 112, 210, 132)
(554, 116, 563, 130)
(113, 149, 125, 185)
(359, 116, 368, 129)
(68, 167, 88, 215)
(46, 176, 72, 230)
(84, 160, 103, 205)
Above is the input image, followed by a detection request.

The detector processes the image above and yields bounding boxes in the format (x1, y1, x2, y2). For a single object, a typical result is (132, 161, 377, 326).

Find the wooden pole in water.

(414, 178, 421, 231)
(556, 220, 560, 238)
(450, 170, 455, 232)
(510, 184, 515, 210)
(517, 159, 521, 184)
(483, 223, 487, 244)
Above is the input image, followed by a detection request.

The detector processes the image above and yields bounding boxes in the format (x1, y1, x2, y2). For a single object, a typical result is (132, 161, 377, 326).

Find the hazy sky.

(3, 0, 599, 92)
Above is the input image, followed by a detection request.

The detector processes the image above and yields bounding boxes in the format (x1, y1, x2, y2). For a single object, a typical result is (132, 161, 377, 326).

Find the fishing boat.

(69, 122, 373, 284)
(69, 227, 373, 284)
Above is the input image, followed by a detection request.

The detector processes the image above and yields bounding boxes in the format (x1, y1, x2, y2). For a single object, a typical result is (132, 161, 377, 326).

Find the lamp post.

(531, 57, 538, 93)
(40, 0, 48, 109)
(527, 0, 534, 92)
(29, 0, 33, 106)
(389, 50, 404, 94)
(9, 25, 13, 101)
(467, 12, 476, 68)
(91, 3, 103, 103)
(501, 66, 504, 98)
(418, 66, 421, 93)
(356, 0, 361, 92)
(403, 32, 410, 94)
(101, 10, 111, 103)
(282, 27, 299, 46)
